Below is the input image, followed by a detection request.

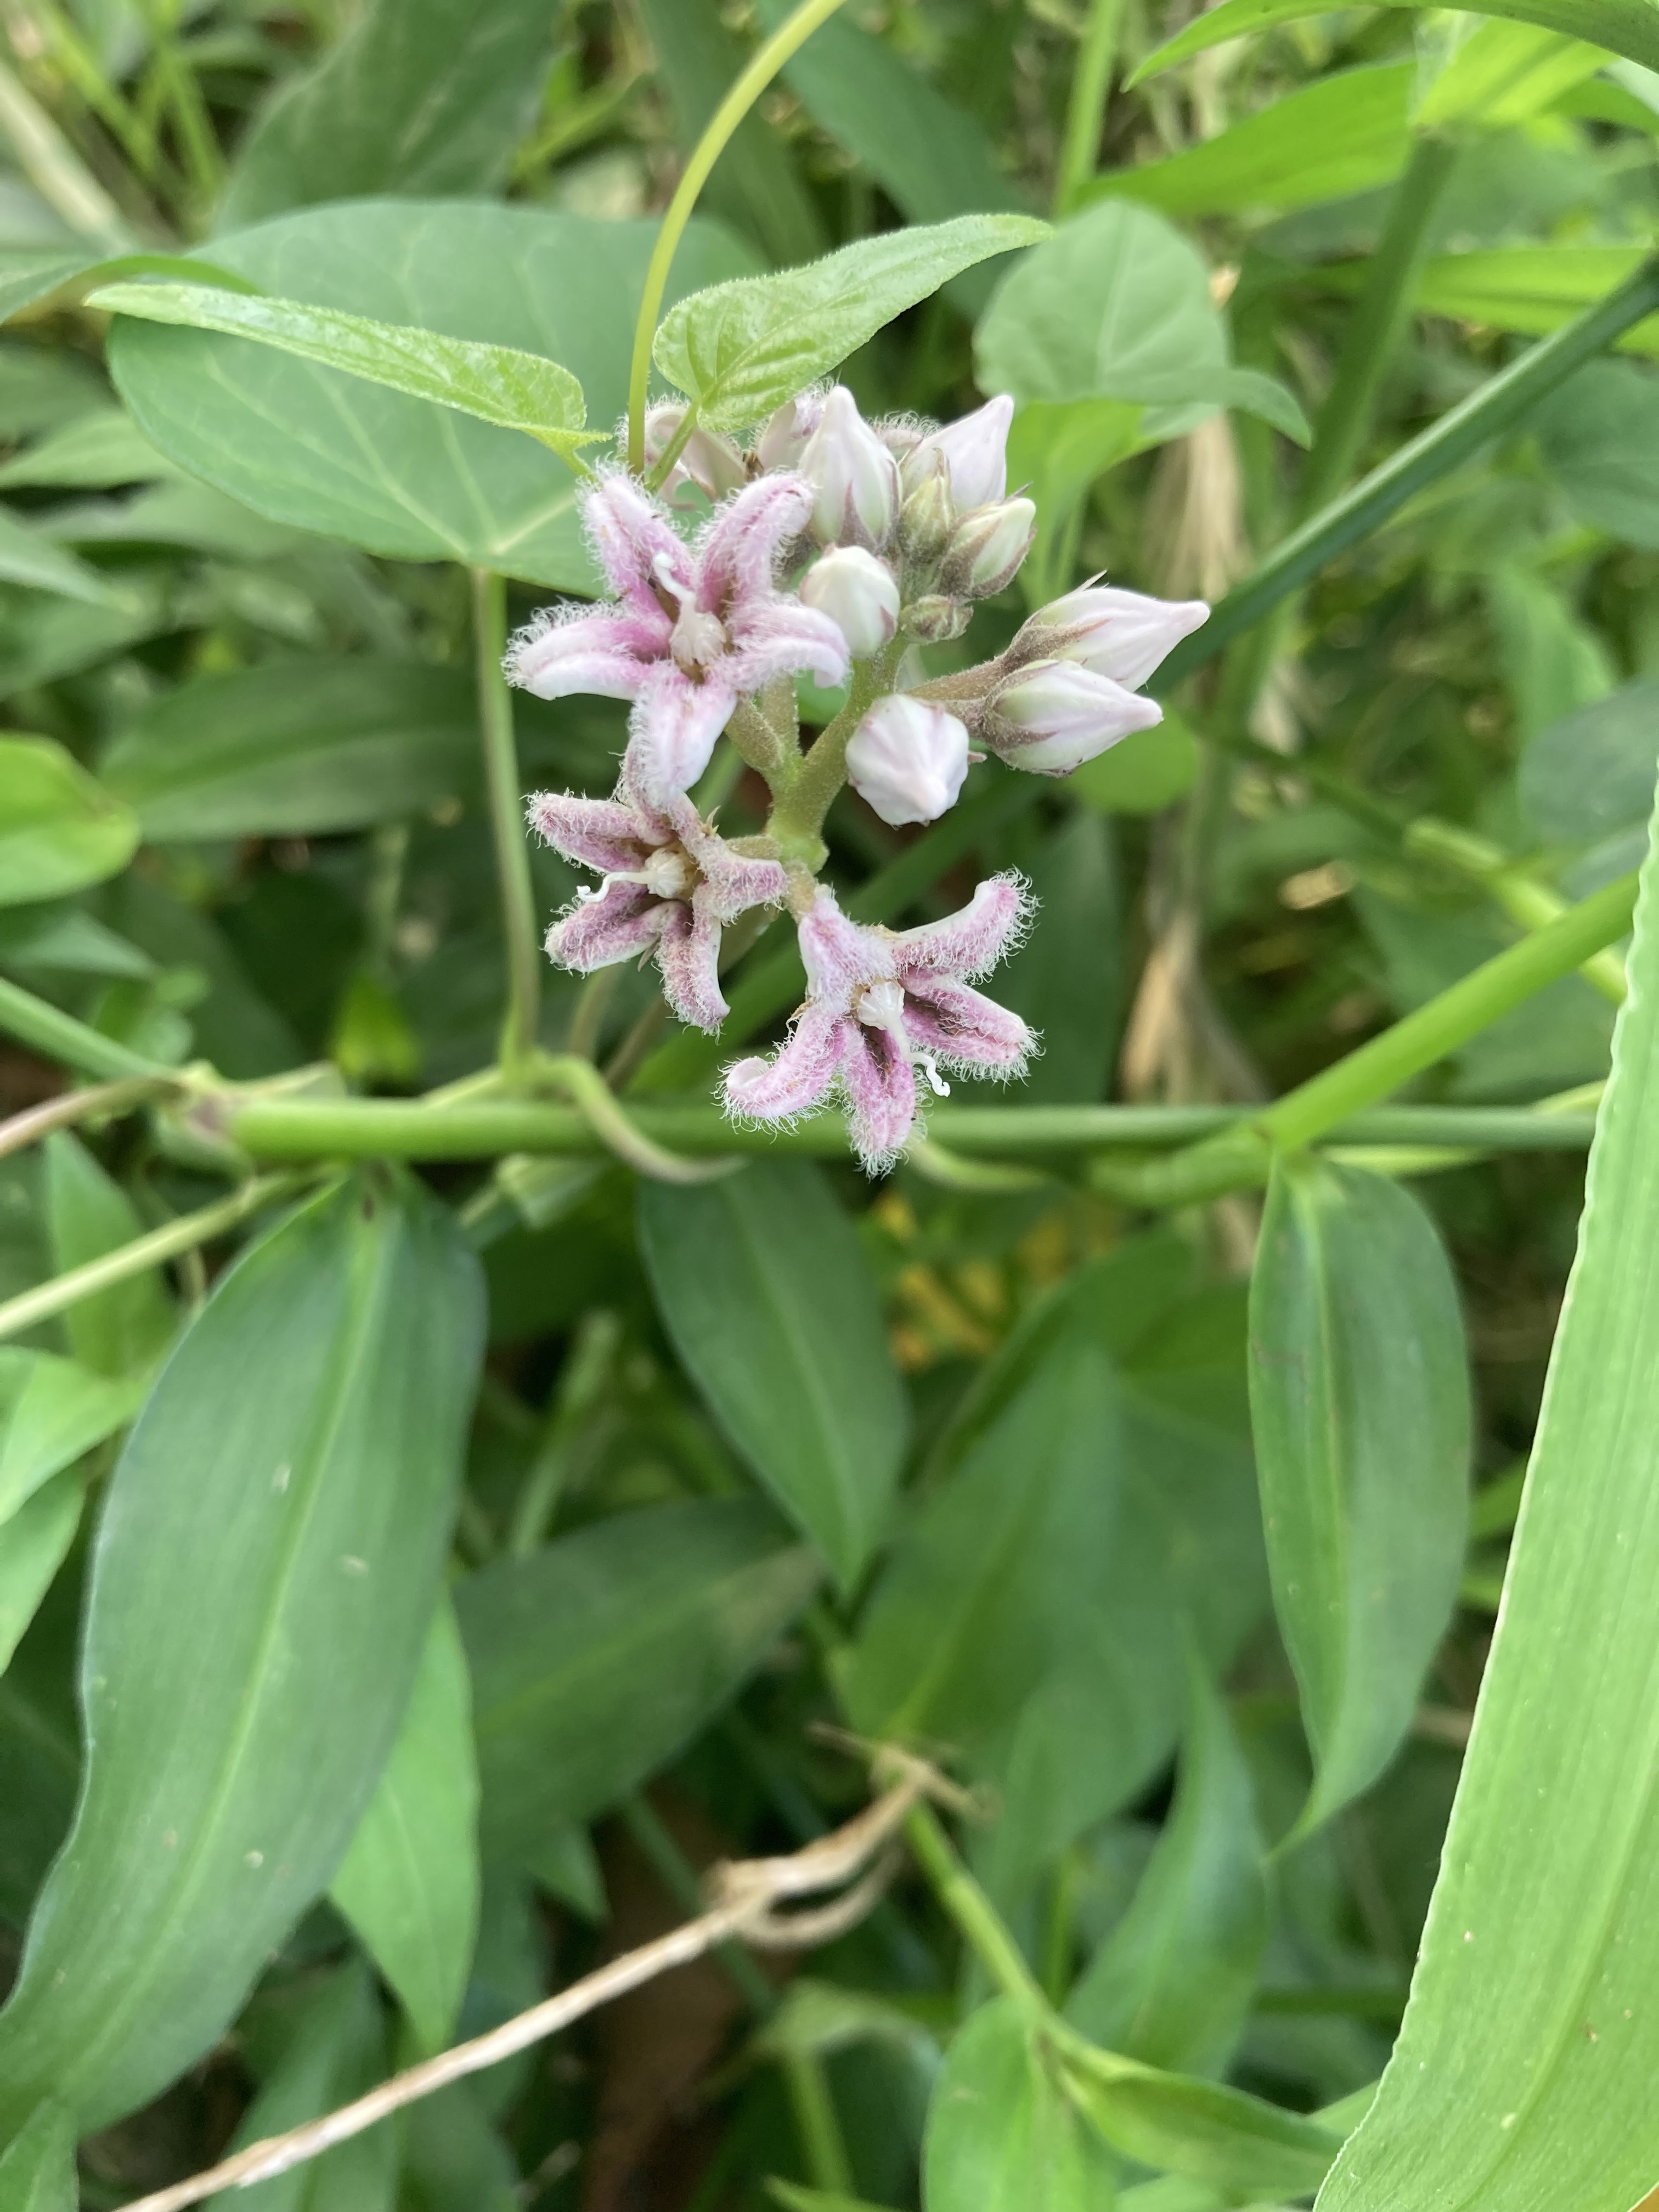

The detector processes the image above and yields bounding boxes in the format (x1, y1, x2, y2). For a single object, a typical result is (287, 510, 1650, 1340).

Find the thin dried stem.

(0, 1076, 173, 1163)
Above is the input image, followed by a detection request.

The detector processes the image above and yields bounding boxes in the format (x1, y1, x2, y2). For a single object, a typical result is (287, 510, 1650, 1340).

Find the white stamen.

(918, 1054, 951, 1098)
(670, 603, 728, 675)
(577, 847, 699, 905)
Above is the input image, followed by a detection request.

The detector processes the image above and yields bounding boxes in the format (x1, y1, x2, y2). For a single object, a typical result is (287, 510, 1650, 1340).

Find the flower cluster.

(513, 384, 1208, 1169)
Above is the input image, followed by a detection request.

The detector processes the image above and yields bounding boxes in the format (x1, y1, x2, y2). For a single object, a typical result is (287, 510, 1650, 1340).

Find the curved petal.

(624, 666, 737, 804)
(723, 1006, 847, 1125)
(901, 977, 1034, 1075)
(697, 473, 813, 613)
(681, 831, 787, 923)
(525, 789, 656, 874)
(505, 605, 658, 701)
(653, 899, 728, 1033)
(545, 881, 662, 972)
(891, 870, 1032, 982)
(726, 594, 851, 695)
(583, 472, 695, 617)
(839, 1023, 918, 1171)
(797, 888, 887, 1014)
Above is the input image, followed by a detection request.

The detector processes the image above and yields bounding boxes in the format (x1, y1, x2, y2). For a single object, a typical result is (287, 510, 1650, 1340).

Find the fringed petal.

(680, 824, 787, 923)
(697, 472, 814, 612)
(505, 605, 657, 701)
(653, 899, 729, 1033)
(583, 471, 695, 617)
(797, 887, 887, 1012)
(723, 1006, 847, 1125)
(545, 881, 663, 972)
(891, 871, 1033, 983)
(726, 595, 851, 695)
(901, 977, 1035, 1075)
(839, 1023, 918, 1171)
(525, 789, 657, 876)
(624, 665, 737, 804)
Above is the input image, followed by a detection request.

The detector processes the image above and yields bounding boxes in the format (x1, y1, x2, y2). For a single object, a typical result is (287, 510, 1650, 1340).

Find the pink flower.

(724, 877, 1035, 1171)
(528, 780, 787, 1034)
(505, 473, 849, 804)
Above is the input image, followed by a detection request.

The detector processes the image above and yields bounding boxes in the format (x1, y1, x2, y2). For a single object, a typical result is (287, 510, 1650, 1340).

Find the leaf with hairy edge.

(0, 739, 138, 910)
(653, 213, 1050, 435)
(924, 1999, 1118, 2211)
(0, 1169, 484, 2140)
(88, 284, 596, 462)
(329, 1595, 480, 2057)
(1249, 1159, 1471, 1833)
(638, 1163, 907, 1590)
(1314, 775, 1659, 2212)
(0, 2103, 74, 2211)
(0, 1350, 145, 1525)
(460, 1499, 819, 1864)
(43, 1133, 173, 1381)
(0, 1475, 83, 1678)
(1132, 0, 1659, 83)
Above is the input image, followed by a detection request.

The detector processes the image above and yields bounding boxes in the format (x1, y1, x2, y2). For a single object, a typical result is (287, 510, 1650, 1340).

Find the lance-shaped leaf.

(0, 738, 138, 909)
(1248, 1158, 1471, 1833)
(43, 1132, 173, 1380)
(925, 1999, 1118, 2211)
(1132, 0, 1659, 82)
(1060, 2044, 1342, 2199)
(0, 1169, 484, 2140)
(0, 2103, 74, 2212)
(0, 1474, 83, 1678)
(87, 283, 597, 463)
(1313, 782, 1659, 2212)
(0, 1350, 145, 1523)
(653, 213, 1049, 434)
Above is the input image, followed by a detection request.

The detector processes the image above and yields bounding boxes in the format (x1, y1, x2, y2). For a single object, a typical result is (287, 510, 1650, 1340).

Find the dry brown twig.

(120, 1749, 961, 2212)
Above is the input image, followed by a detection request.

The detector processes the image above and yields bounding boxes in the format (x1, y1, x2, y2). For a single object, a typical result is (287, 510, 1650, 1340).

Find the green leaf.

(0, 1474, 82, 1680)
(0, 2103, 74, 2212)
(89, 283, 596, 462)
(399, 2082, 521, 2212)
(0, 249, 262, 329)
(1065, 1655, 1266, 2076)
(0, 738, 138, 910)
(975, 200, 1309, 441)
(1249, 1159, 1472, 1833)
(1071, 711, 1200, 816)
(43, 1132, 173, 1380)
(1133, 1, 1659, 82)
(0, 1169, 484, 2138)
(995, 813, 1121, 1105)
(923, 1999, 1118, 2210)
(1532, 360, 1659, 549)
(108, 203, 755, 589)
(0, 1349, 144, 1523)
(1062, 2046, 1342, 2199)
(1519, 677, 1659, 847)
(330, 1595, 479, 2058)
(101, 657, 481, 840)
(1089, 65, 1412, 219)
(0, 508, 119, 605)
(220, 0, 560, 229)
(1398, 245, 1659, 352)
(1312, 774, 1659, 2212)
(0, 408, 170, 491)
(459, 1499, 818, 1864)
(637, 1163, 907, 1589)
(1413, 18, 1607, 127)
(653, 213, 1049, 436)
(206, 1959, 396, 2212)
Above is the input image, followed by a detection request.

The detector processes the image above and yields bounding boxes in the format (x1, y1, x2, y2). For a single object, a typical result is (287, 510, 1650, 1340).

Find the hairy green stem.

(472, 569, 541, 1071)
(768, 642, 905, 857)
(625, 0, 855, 473)
(1054, 0, 1125, 216)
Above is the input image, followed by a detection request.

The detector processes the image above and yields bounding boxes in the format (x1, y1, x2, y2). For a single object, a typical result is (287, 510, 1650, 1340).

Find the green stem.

(0, 1076, 174, 1164)
(471, 569, 541, 1072)
(768, 642, 904, 856)
(0, 1173, 311, 1347)
(625, 0, 856, 474)
(1054, 0, 1124, 217)
(1406, 818, 1628, 1003)
(0, 51, 130, 245)
(904, 1804, 1048, 2018)
(0, 977, 184, 1085)
(1159, 255, 1659, 687)
(781, 2052, 856, 2194)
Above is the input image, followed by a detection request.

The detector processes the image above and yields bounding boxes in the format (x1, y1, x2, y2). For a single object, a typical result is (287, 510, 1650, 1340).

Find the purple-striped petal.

(901, 977, 1034, 1074)
(679, 818, 787, 922)
(654, 899, 729, 1032)
(583, 471, 696, 618)
(624, 664, 738, 805)
(839, 1023, 918, 1171)
(723, 1005, 847, 1125)
(525, 789, 656, 876)
(545, 881, 662, 972)
(797, 888, 885, 1013)
(891, 871, 1032, 983)
(726, 594, 851, 695)
(698, 473, 814, 613)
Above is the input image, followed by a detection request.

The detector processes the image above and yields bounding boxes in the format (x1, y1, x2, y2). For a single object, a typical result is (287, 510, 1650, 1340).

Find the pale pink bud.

(641, 402, 746, 503)
(798, 545, 900, 659)
(1017, 584, 1209, 691)
(846, 695, 970, 826)
(900, 394, 1014, 511)
(941, 496, 1037, 599)
(798, 386, 899, 549)
(985, 658, 1163, 775)
(756, 391, 824, 471)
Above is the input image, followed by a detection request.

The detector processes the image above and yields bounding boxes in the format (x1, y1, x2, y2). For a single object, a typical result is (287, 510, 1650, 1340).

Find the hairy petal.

(654, 899, 729, 1032)
(505, 605, 657, 701)
(892, 871, 1032, 982)
(698, 472, 814, 612)
(583, 471, 695, 616)
(545, 881, 662, 972)
(797, 888, 888, 1012)
(723, 1005, 847, 1124)
(901, 977, 1035, 1074)
(682, 830, 788, 923)
(625, 665, 737, 804)
(525, 790, 656, 876)
(840, 1023, 918, 1171)
(726, 594, 851, 695)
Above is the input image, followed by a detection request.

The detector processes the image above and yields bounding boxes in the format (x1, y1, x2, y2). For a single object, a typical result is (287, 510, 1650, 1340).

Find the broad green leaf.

(653, 213, 1049, 436)
(43, 1133, 173, 1380)
(1066, 1657, 1266, 2077)
(1532, 359, 1659, 549)
(638, 1163, 907, 1588)
(0, 2103, 74, 2212)
(1089, 66, 1412, 219)
(1249, 1159, 1471, 1833)
(89, 283, 596, 462)
(101, 657, 479, 840)
(1519, 677, 1659, 847)
(0, 738, 138, 908)
(0, 509, 117, 606)
(0, 1170, 484, 2138)
(0, 1350, 144, 1523)
(0, 409, 170, 490)
(1063, 2046, 1341, 2199)
(1312, 775, 1659, 2212)
(923, 1999, 1116, 2212)
(459, 1499, 818, 1863)
(205, 1960, 395, 2212)
(1413, 19, 1607, 127)
(996, 812, 1121, 1105)
(108, 202, 755, 589)
(1133, 1, 1659, 82)
(0, 1474, 82, 1678)
(976, 201, 1309, 442)
(330, 1595, 479, 2057)
(220, 0, 560, 229)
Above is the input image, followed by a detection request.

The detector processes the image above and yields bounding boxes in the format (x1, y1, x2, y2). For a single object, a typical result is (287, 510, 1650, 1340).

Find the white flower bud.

(641, 401, 746, 503)
(986, 658, 1163, 775)
(846, 695, 971, 826)
(899, 393, 1014, 511)
(798, 545, 901, 659)
(798, 385, 899, 549)
(898, 465, 955, 569)
(1016, 584, 1210, 691)
(757, 391, 823, 471)
(942, 496, 1037, 599)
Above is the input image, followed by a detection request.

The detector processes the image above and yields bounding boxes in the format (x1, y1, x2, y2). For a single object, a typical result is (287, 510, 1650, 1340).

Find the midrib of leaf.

(1301, 1176, 1352, 1776)
(42, 1197, 400, 2112)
